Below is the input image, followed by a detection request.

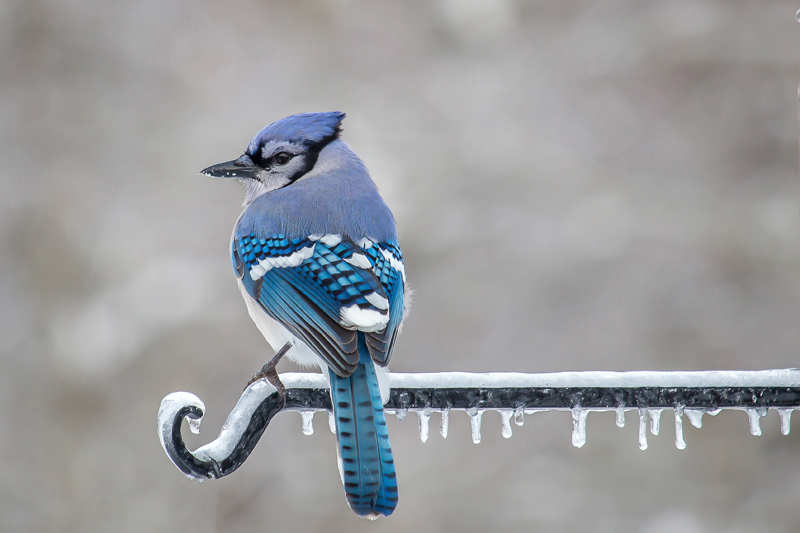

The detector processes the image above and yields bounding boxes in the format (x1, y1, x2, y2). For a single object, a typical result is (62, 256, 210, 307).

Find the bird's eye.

(273, 152, 293, 166)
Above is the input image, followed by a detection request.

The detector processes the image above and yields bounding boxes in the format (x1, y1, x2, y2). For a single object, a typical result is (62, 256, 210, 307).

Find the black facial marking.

(247, 149, 265, 167)
(287, 150, 319, 183)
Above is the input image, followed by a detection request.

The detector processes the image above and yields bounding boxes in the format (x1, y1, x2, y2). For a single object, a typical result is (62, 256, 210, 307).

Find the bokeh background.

(2, 1, 800, 531)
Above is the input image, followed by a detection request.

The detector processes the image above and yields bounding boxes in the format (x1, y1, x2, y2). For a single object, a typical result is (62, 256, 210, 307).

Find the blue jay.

(201, 112, 405, 518)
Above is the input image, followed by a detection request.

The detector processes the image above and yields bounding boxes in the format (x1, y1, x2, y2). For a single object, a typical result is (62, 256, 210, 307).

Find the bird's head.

(201, 111, 345, 202)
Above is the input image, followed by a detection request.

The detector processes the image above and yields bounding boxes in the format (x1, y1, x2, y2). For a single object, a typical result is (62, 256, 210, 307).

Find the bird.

(201, 112, 406, 518)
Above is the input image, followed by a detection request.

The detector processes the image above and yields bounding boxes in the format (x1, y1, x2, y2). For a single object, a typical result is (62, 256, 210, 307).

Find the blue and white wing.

(359, 239, 405, 365)
(232, 234, 405, 376)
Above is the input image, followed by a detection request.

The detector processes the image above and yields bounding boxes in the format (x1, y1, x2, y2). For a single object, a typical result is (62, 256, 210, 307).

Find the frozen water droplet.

(615, 406, 625, 428)
(571, 408, 588, 448)
(500, 409, 513, 439)
(746, 408, 762, 436)
(187, 416, 202, 435)
(396, 407, 408, 421)
(300, 411, 314, 436)
(707, 408, 721, 416)
(777, 408, 792, 435)
(514, 406, 524, 426)
(796, 8, 800, 22)
(685, 409, 704, 429)
(467, 408, 483, 444)
(328, 410, 336, 434)
(440, 407, 450, 439)
(638, 409, 648, 451)
(674, 405, 686, 450)
(648, 408, 663, 435)
(418, 407, 431, 443)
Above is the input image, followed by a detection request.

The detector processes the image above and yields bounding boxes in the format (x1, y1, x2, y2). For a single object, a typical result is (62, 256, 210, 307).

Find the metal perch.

(158, 369, 800, 480)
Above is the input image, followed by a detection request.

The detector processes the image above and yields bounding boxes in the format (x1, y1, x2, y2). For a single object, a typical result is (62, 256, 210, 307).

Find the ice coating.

(418, 407, 431, 443)
(685, 409, 704, 429)
(190, 369, 800, 394)
(746, 409, 762, 436)
(160, 369, 800, 483)
(571, 408, 588, 448)
(638, 409, 648, 450)
(777, 408, 792, 435)
(674, 405, 686, 450)
(388, 369, 800, 389)
(300, 411, 314, 436)
(440, 406, 450, 439)
(500, 409, 513, 439)
(170, 380, 277, 476)
(467, 408, 483, 444)
(328, 410, 336, 434)
(514, 406, 524, 426)
(648, 408, 663, 435)
(158, 391, 207, 478)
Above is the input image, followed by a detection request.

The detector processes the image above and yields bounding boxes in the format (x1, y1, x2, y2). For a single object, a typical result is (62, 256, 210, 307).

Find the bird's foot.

(246, 342, 291, 397)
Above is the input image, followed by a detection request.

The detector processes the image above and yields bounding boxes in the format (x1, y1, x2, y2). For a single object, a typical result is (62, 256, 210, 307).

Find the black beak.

(200, 154, 258, 179)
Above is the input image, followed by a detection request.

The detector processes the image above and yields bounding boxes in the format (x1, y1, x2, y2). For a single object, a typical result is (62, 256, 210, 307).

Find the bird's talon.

(244, 342, 291, 394)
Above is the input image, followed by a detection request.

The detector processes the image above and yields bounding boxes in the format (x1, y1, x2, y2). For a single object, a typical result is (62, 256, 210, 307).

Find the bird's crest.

(247, 111, 345, 156)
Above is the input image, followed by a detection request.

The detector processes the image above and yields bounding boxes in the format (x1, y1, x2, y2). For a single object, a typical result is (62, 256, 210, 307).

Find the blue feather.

(329, 335, 397, 517)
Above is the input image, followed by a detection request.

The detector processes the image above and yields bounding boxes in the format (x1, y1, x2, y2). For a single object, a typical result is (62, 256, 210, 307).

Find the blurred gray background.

(2, 0, 800, 531)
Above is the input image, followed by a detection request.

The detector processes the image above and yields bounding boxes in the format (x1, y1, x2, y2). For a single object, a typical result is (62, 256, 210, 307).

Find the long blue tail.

(329, 334, 397, 518)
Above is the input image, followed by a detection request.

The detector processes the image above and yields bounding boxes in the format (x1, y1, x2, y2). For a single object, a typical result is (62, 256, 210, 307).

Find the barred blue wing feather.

(360, 240, 405, 365)
(232, 233, 405, 376)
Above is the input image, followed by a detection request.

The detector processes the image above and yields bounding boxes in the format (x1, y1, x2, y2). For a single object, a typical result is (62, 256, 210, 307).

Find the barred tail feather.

(329, 334, 398, 518)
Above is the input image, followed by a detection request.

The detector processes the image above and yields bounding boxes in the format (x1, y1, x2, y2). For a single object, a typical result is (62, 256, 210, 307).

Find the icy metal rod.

(158, 370, 800, 480)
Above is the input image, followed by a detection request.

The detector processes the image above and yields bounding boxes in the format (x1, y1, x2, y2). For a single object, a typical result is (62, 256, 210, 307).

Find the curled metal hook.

(159, 370, 800, 480)
(158, 374, 329, 480)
